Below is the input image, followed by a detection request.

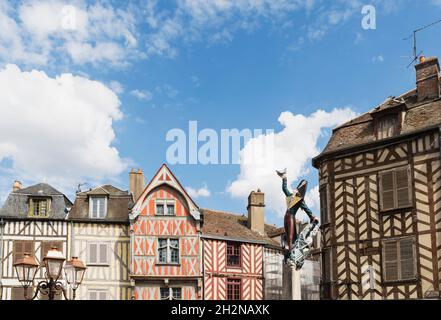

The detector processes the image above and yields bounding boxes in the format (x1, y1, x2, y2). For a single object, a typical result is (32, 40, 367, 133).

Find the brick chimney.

(129, 169, 145, 201)
(12, 180, 22, 192)
(247, 189, 265, 235)
(415, 55, 440, 102)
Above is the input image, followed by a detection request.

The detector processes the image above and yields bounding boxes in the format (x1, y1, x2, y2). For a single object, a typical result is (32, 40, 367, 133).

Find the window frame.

(87, 289, 109, 300)
(226, 278, 242, 300)
(88, 196, 108, 219)
(379, 166, 412, 212)
(160, 287, 182, 300)
(86, 241, 110, 266)
(156, 238, 180, 265)
(381, 236, 417, 284)
(155, 199, 176, 216)
(376, 113, 400, 140)
(13, 240, 35, 263)
(226, 242, 242, 268)
(28, 197, 51, 218)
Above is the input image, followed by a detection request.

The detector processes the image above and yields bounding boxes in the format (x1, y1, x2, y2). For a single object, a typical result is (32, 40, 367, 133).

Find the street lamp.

(14, 247, 86, 300)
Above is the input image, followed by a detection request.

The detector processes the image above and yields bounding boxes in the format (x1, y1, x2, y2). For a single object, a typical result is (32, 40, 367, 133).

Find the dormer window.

(28, 198, 50, 218)
(89, 197, 107, 219)
(377, 114, 399, 140)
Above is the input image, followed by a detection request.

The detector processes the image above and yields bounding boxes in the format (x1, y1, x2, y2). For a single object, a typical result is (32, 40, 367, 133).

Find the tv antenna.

(403, 18, 441, 67)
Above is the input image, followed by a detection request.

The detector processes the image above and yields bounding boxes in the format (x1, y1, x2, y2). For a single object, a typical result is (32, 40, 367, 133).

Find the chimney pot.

(12, 181, 22, 192)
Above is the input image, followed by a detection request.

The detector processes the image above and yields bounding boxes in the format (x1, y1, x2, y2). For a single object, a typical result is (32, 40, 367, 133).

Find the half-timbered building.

(313, 56, 441, 299)
(0, 181, 71, 300)
(67, 185, 133, 300)
(201, 190, 284, 300)
(129, 164, 203, 300)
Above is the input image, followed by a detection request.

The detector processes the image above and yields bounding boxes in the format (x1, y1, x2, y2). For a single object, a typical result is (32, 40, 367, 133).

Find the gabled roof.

(0, 183, 72, 220)
(201, 209, 280, 248)
(130, 164, 201, 221)
(68, 185, 133, 223)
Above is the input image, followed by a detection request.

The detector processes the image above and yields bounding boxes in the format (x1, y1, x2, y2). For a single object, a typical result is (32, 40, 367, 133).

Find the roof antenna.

(403, 18, 441, 68)
(76, 182, 88, 194)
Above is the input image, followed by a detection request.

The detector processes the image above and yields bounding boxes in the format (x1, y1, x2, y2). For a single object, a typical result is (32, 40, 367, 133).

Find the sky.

(1, 0, 441, 227)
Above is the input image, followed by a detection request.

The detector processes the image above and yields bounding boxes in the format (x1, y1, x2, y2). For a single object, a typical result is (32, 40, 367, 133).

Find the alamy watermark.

(361, 5, 376, 30)
(166, 121, 275, 166)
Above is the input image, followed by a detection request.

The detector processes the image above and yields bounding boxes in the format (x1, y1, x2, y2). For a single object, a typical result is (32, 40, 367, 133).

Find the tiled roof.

(313, 83, 441, 166)
(201, 209, 281, 248)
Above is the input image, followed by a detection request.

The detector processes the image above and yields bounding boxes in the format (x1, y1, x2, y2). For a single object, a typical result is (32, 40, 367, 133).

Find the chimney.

(129, 169, 145, 201)
(12, 180, 22, 192)
(415, 55, 440, 102)
(247, 189, 265, 235)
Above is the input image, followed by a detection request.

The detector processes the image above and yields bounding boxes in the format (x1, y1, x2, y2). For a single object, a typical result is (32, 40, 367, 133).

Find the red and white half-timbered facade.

(129, 165, 202, 300)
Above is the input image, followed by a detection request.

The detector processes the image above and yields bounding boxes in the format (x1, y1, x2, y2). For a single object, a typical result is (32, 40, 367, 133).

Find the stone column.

(282, 264, 302, 300)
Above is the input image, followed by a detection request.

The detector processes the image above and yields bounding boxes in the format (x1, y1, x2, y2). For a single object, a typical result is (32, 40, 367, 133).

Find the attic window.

(89, 197, 107, 219)
(377, 114, 399, 140)
(28, 198, 50, 218)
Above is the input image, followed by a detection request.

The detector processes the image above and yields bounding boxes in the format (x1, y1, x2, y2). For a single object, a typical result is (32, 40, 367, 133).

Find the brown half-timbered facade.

(0, 182, 71, 300)
(313, 56, 441, 299)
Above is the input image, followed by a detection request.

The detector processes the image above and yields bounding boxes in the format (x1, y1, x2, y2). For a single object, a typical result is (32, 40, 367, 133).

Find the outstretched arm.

(282, 178, 293, 197)
(300, 200, 316, 221)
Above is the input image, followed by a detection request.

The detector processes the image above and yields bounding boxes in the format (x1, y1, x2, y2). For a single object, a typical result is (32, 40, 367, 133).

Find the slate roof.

(68, 185, 133, 223)
(0, 183, 72, 220)
(313, 79, 441, 167)
(201, 209, 281, 248)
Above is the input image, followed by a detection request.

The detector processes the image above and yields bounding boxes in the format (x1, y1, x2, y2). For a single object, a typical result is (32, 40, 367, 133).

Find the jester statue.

(276, 169, 320, 270)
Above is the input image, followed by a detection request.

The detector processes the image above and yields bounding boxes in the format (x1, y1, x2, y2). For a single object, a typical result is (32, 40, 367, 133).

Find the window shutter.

(380, 171, 395, 210)
(384, 241, 399, 281)
(99, 291, 107, 300)
(89, 243, 97, 264)
(396, 168, 411, 208)
(400, 238, 415, 280)
(99, 243, 108, 264)
(89, 291, 97, 300)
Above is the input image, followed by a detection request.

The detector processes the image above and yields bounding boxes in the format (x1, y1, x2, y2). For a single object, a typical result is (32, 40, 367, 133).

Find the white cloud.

(130, 89, 153, 101)
(109, 80, 124, 94)
(227, 108, 357, 220)
(372, 54, 384, 63)
(186, 185, 211, 198)
(0, 0, 138, 67)
(0, 64, 129, 195)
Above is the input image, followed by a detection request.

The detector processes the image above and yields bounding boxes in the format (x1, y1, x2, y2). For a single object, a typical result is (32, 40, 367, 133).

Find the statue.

(276, 169, 319, 269)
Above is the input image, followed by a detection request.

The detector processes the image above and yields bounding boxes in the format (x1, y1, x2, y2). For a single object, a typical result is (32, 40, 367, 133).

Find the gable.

(130, 164, 201, 221)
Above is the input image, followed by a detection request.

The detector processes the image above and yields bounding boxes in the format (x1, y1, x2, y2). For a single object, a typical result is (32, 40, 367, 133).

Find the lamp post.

(14, 247, 86, 300)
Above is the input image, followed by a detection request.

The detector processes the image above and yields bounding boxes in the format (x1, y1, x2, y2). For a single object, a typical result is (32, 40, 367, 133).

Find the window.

(382, 237, 416, 282)
(157, 238, 179, 264)
(319, 185, 329, 224)
(28, 198, 50, 218)
(160, 287, 181, 300)
(155, 200, 175, 216)
(87, 242, 109, 265)
(88, 289, 109, 300)
(377, 114, 399, 140)
(13, 241, 34, 263)
(227, 242, 241, 267)
(40, 241, 63, 261)
(379, 167, 412, 211)
(89, 197, 107, 219)
(11, 286, 33, 300)
(227, 279, 241, 300)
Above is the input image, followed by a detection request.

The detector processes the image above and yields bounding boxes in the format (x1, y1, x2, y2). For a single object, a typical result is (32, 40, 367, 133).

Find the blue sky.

(1, 0, 441, 226)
